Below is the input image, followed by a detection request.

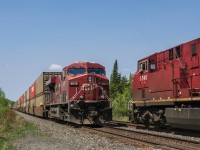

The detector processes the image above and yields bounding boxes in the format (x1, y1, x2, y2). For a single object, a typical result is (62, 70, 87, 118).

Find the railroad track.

(36, 117, 200, 149)
(111, 120, 200, 138)
(16, 111, 200, 149)
(82, 125, 200, 150)
(110, 120, 164, 129)
(109, 120, 143, 127)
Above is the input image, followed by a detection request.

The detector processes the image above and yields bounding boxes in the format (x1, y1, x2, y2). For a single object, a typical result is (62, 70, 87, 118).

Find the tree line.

(0, 88, 13, 108)
(110, 60, 132, 118)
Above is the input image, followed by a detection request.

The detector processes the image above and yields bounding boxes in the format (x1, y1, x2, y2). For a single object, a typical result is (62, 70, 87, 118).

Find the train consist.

(14, 62, 112, 125)
(129, 38, 200, 131)
(13, 38, 200, 130)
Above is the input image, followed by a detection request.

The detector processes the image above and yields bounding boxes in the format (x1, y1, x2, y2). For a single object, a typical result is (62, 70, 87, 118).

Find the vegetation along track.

(82, 124, 200, 150)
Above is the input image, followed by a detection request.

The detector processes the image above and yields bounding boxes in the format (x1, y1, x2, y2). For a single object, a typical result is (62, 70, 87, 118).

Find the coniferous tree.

(110, 61, 134, 117)
(110, 60, 120, 99)
(129, 73, 133, 96)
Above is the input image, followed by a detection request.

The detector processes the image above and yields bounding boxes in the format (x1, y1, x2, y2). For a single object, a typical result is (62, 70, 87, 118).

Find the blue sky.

(0, 0, 200, 100)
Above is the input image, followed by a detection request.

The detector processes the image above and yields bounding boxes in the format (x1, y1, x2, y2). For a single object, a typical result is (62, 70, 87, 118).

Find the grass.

(0, 137, 13, 150)
(0, 109, 44, 150)
(0, 90, 40, 149)
(0, 104, 5, 111)
(113, 116, 129, 121)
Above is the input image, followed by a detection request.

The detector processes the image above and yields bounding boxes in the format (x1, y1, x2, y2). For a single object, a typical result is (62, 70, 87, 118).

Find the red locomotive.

(15, 62, 112, 125)
(46, 62, 112, 124)
(129, 38, 200, 130)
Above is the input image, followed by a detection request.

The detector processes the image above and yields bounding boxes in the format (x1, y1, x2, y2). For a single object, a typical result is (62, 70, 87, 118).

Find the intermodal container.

(35, 72, 62, 95)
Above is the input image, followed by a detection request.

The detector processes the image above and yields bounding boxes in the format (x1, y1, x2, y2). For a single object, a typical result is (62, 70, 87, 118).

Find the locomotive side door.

(138, 59, 148, 100)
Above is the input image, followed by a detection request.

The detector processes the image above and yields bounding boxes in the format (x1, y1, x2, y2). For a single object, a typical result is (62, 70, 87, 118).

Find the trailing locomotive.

(129, 38, 200, 131)
(15, 62, 112, 125)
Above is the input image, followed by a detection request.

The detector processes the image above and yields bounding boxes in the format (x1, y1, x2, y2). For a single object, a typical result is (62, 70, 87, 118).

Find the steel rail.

(83, 125, 200, 150)
(110, 120, 200, 144)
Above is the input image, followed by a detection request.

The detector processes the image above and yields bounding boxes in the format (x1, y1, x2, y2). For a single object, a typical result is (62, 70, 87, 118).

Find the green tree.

(128, 73, 133, 96)
(110, 60, 133, 118)
(118, 75, 129, 93)
(0, 88, 13, 108)
(113, 86, 132, 117)
(110, 60, 121, 99)
(0, 88, 5, 98)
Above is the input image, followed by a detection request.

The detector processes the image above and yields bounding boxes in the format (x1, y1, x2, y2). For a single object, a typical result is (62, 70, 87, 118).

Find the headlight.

(88, 76, 92, 83)
(70, 82, 79, 86)
(80, 95, 84, 100)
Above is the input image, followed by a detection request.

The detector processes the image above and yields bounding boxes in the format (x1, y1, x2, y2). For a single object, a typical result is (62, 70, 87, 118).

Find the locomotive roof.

(138, 38, 200, 62)
(64, 61, 105, 70)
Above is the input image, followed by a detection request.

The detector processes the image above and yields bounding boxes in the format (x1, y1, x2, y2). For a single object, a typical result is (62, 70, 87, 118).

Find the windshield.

(68, 68, 86, 75)
(88, 68, 105, 75)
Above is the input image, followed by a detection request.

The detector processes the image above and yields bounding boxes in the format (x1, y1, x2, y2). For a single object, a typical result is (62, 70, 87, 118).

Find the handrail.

(70, 89, 82, 101)
(128, 98, 133, 110)
(172, 73, 200, 100)
(172, 73, 200, 81)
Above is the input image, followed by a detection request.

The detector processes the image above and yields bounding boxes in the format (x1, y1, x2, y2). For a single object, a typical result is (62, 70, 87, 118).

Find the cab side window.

(169, 49, 173, 60)
(139, 60, 148, 72)
(175, 47, 181, 58)
(191, 43, 197, 56)
(149, 60, 156, 72)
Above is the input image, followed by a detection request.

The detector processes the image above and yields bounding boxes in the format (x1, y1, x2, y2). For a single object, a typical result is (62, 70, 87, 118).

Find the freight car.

(16, 62, 112, 125)
(16, 72, 62, 116)
(129, 38, 200, 131)
(29, 72, 62, 117)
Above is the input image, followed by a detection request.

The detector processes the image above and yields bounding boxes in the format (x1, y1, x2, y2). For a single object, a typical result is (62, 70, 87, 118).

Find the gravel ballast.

(14, 112, 156, 150)
(116, 126, 200, 143)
